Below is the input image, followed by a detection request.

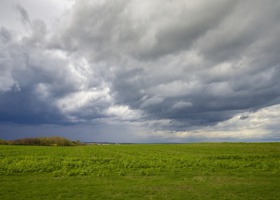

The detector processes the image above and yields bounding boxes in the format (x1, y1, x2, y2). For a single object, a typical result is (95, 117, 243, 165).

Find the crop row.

(1, 145, 279, 177)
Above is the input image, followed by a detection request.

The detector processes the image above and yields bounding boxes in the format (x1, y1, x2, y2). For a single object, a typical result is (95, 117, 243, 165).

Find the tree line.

(0, 136, 83, 146)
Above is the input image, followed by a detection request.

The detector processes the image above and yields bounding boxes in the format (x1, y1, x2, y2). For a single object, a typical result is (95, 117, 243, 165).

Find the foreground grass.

(0, 143, 279, 199)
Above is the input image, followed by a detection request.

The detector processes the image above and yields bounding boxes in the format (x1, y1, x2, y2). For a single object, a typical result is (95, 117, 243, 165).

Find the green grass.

(0, 143, 279, 199)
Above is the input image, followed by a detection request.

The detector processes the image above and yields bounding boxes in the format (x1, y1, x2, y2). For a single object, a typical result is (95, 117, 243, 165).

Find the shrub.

(0, 139, 7, 145)
(0, 137, 83, 146)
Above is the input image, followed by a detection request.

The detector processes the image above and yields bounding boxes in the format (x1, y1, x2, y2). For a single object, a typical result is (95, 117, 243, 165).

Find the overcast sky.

(1, 0, 280, 142)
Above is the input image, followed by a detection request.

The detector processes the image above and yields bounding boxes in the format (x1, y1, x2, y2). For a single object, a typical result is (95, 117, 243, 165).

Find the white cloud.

(146, 104, 280, 141)
(172, 101, 193, 110)
(105, 105, 142, 121)
(56, 88, 112, 114)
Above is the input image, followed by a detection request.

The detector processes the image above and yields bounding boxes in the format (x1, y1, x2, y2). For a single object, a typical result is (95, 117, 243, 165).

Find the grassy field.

(0, 143, 279, 199)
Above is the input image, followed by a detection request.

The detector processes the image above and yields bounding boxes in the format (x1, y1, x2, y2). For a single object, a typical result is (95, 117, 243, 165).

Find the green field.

(0, 143, 279, 199)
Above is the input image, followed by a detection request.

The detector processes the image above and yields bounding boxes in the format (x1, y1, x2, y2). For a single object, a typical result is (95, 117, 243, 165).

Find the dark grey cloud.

(0, 27, 12, 42)
(1, 0, 280, 141)
(15, 4, 31, 27)
(52, 0, 280, 128)
(0, 27, 66, 124)
(0, 89, 65, 125)
(0, 14, 111, 125)
(54, 0, 239, 61)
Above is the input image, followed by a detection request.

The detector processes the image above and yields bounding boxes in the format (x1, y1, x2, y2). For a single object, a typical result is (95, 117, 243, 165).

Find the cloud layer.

(1, 0, 280, 142)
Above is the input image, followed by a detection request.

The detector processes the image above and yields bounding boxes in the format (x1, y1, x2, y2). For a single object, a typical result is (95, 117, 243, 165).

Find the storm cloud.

(1, 0, 280, 142)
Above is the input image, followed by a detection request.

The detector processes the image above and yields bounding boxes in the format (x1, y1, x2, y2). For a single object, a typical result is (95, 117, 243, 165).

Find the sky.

(0, 0, 280, 143)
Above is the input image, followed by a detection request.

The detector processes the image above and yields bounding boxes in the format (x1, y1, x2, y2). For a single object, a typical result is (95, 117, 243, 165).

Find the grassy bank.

(0, 143, 279, 199)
